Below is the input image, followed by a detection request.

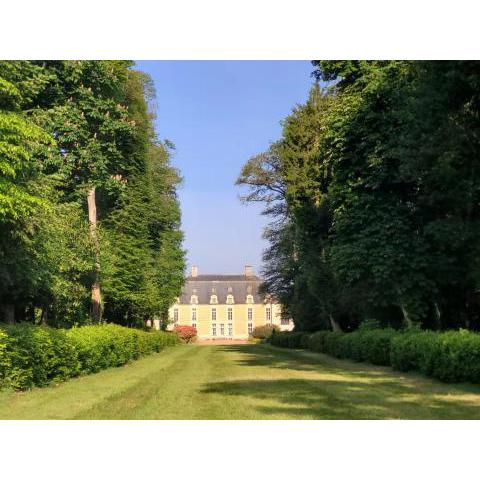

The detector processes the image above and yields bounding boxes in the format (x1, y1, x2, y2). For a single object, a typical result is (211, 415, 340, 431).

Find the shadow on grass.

(204, 344, 480, 419)
(216, 344, 405, 378)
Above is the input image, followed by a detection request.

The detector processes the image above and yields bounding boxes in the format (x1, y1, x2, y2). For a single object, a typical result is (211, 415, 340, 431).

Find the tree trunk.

(40, 307, 48, 325)
(329, 314, 341, 332)
(434, 302, 441, 330)
(87, 186, 102, 322)
(399, 303, 412, 329)
(1, 304, 15, 324)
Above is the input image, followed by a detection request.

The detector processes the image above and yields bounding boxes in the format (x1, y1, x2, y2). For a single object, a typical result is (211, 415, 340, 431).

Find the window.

(227, 307, 233, 321)
(210, 287, 218, 304)
(266, 307, 271, 323)
(281, 318, 290, 325)
(212, 324, 217, 336)
(228, 323, 233, 336)
(192, 308, 197, 321)
(246, 294, 254, 304)
(248, 323, 253, 335)
(220, 323, 225, 336)
(173, 308, 178, 323)
(211, 308, 217, 321)
(226, 294, 234, 304)
(190, 295, 198, 304)
(192, 322, 197, 329)
(247, 308, 253, 321)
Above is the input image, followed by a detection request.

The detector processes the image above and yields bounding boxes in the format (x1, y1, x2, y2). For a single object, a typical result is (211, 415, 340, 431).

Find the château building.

(166, 265, 293, 340)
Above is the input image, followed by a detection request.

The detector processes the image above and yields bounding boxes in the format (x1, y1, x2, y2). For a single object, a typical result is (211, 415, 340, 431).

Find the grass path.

(2, 344, 480, 419)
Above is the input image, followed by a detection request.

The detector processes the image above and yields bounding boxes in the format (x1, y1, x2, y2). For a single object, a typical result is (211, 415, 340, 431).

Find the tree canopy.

(0, 61, 185, 327)
(238, 61, 480, 332)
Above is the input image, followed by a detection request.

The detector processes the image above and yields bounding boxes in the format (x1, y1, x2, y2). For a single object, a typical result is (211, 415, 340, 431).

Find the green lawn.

(2, 343, 480, 419)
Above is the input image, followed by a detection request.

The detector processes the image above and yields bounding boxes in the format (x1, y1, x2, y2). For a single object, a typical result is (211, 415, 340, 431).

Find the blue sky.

(135, 61, 315, 275)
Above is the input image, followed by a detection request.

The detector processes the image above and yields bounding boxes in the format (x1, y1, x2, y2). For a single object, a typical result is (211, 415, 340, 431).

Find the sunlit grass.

(1, 344, 480, 419)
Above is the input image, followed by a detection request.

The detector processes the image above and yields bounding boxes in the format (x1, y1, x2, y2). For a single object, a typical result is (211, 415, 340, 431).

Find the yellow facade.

(165, 266, 293, 339)
(168, 302, 290, 339)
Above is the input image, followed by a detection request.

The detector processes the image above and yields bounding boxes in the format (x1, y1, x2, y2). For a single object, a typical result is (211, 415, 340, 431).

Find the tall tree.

(1, 61, 185, 326)
(241, 60, 480, 332)
(0, 62, 54, 322)
(35, 61, 138, 322)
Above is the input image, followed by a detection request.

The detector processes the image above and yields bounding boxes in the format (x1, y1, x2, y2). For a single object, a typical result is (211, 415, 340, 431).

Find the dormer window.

(226, 294, 234, 304)
(246, 294, 254, 304)
(190, 294, 198, 304)
(210, 295, 218, 304)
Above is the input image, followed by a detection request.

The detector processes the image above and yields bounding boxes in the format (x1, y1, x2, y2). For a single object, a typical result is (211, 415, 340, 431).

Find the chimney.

(191, 265, 198, 278)
(244, 265, 253, 277)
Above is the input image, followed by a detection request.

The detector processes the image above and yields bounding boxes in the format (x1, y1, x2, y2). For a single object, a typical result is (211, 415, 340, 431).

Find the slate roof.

(178, 274, 265, 304)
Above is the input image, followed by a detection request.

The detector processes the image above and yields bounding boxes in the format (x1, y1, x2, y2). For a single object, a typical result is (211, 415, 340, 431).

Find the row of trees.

(238, 61, 480, 332)
(1, 61, 185, 327)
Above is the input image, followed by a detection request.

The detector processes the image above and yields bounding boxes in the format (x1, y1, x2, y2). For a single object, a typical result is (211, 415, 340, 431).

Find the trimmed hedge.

(390, 329, 480, 383)
(0, 323, 179, 390)
(251, 324, 280, 340)
(270, 331, 310, 349)
(270, 328, 480, 384)
(305, 329, 398, 365)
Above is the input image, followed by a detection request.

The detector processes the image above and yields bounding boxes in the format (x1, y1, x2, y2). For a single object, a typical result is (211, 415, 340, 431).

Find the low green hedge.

(0, 323, 179, 390)
(270, 328, 480, 384)
(251, 324, 280, 340)
(270, 331, 310, 349)
(306, 329, 398, 365)
(390, 329, 480, 383)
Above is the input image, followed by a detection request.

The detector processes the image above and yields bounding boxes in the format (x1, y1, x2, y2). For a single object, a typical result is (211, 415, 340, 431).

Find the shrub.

(251, 324, 280, 339)
(308, 331, 330, 353)
(174, 325, 197, 343)
(0, 323, 179, 390)
(269, 331, 305, 348)
(279, 329, 397, 366)
(275, 326, 480, 384)
(0, 324, 80, 389)
(323, 331, 346, 358)
(357, 329, 399, 365)
(300, 333, 312, 349)
(391, 329, 480, 383)
(390, 330, 437, 373)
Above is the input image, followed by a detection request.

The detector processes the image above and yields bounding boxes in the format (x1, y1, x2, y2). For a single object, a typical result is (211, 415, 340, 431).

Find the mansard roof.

(178, 274, 264, 304)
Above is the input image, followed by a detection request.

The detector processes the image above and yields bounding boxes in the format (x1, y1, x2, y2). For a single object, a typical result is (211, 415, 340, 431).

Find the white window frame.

(247, 307, 253, 321)
(220, 323, 225, 336)
(228, 323, 233, 337)
(212, 323, 217, 336)
(173, 308, 179, 324)
(266, 307, 271, 323)
(191, 307, 197, 322)
(211, 307, 217, 321)
(247, 322, 253, 335)
(226, 294, 234, 304)
(227, 307, 233, 321)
